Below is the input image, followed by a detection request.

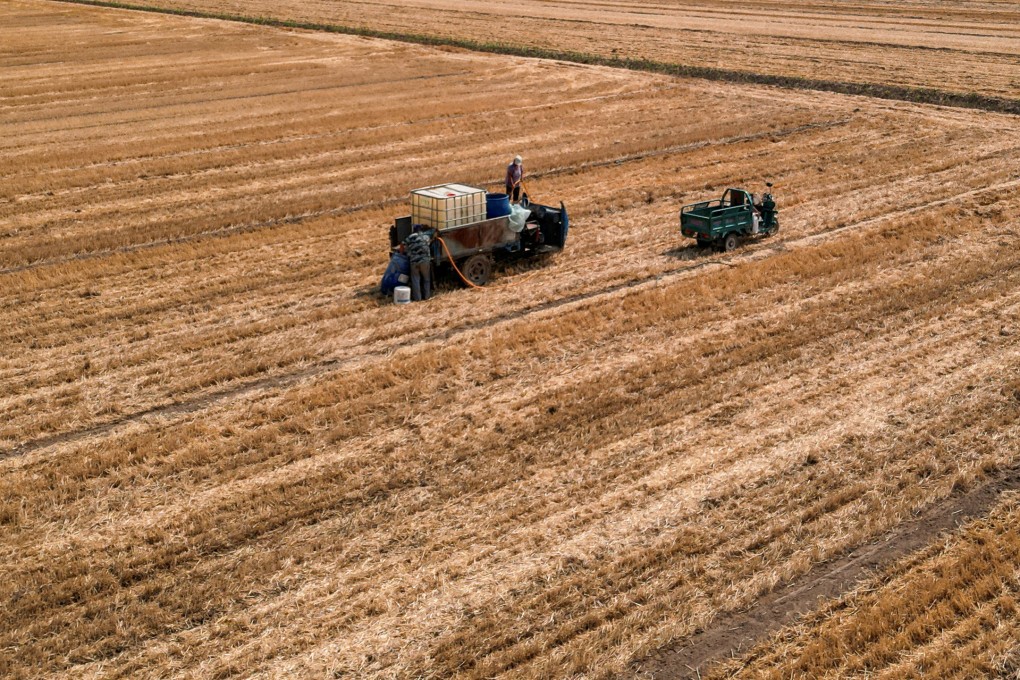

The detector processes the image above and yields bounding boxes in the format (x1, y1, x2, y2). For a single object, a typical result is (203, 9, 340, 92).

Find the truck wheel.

(723, 233, 738, 252)
(461, 254, 492, 287)
(696, 237, 712, 248)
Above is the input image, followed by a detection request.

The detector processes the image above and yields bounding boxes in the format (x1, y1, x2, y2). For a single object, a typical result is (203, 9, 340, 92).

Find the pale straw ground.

(2, 1, 1020, 678)
(121, 0, 1020, 100)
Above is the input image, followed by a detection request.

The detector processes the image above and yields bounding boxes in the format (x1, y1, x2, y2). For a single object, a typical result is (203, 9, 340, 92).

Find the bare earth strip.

(3, 2, 1020, 679)
(635, 463, 1020, 678)
(701, 490, 1020, 678)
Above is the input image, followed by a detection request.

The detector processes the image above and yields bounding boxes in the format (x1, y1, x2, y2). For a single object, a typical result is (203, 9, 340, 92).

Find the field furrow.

(704, 493, 1020, 679)
(3, 1, 1020, 677)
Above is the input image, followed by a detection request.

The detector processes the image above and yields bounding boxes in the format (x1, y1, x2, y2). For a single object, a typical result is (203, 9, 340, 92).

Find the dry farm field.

(86, 0, 1020, 106)
(706, 492, 1020, 679)
(3, 0, 1020, 678)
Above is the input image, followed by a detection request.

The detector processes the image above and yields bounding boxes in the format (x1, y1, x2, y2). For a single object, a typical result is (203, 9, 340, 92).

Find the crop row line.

(13, 238, 1011, 644)
(9, 175, 1018, 461)
(4, 87, 666, 181)
(639, 460, 1020, 678)
(48, 0, 1020, 116)
(0, 115, 849, 276)
(0, 70, 475, 139)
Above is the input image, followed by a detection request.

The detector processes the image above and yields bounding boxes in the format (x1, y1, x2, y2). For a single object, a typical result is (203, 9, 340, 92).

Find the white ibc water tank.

(394, 286, 411, 304)
(410, 183, 486, 230)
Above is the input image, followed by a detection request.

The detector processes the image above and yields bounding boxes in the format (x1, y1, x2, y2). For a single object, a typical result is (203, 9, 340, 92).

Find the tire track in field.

(15, 260, 1011, 676)
(6, 175, 1019, 461)
(23, 248, 1020, 668)
(0, 116, 850, 275)
(634, 462, 1020, 679)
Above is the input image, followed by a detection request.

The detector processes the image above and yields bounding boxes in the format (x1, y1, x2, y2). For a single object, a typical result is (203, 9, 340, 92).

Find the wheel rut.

(6, 176, 1019, 461)
(632, 462, 1020, 679)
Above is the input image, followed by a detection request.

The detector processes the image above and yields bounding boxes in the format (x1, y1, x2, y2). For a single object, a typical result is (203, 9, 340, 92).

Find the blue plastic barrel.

(486, 192, 511, 219)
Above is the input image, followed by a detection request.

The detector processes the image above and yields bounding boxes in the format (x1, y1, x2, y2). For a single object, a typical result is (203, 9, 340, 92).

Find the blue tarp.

(380, 252, 410, 295)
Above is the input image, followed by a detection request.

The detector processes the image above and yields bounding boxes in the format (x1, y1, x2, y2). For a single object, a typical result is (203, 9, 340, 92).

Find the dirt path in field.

(8, 174, 1019, 461)
(634, 462, 1020, 679)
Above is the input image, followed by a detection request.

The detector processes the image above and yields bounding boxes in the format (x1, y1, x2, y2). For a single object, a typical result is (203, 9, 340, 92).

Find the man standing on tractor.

(505, 155, 523, 203)
(403, 226, 434, 301)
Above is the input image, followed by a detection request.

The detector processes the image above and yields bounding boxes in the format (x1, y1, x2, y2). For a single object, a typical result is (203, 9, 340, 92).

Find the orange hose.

(435, 236, 482, 289)
(502, 268, 541, 288)
(434, 235, 545, 290)
(434, 180, 549, 290)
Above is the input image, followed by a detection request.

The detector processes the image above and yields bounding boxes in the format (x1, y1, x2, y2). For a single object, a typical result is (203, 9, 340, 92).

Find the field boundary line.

(47, 0, 1020, 117)
(6, 176, 1020, 461)
(633, 461, 1020, 679)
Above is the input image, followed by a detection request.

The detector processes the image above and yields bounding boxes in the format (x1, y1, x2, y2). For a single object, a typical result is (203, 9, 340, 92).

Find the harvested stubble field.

(71, 0, 1020, 106)
(3, 0, 1020, 678)
(706, 493, 1020, 679)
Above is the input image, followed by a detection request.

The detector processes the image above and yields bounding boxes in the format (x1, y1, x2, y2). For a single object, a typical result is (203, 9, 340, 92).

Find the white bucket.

(394, 286, 411, 304)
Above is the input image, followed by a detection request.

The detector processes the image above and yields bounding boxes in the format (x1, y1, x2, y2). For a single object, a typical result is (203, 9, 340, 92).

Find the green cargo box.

(680, 187, 778, 251)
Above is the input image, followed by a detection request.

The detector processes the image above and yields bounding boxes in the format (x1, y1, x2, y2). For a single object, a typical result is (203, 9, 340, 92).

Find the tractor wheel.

(461, 254, 492, 287)
(723, 233, 738, 252)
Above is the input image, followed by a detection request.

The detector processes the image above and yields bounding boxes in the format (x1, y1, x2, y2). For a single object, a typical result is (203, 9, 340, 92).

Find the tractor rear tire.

(461, 254, 492, 287)
(723, 233, 738, 252)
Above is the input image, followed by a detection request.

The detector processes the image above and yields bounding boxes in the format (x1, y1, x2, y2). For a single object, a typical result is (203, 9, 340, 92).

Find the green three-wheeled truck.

(680, 185, 779, 251)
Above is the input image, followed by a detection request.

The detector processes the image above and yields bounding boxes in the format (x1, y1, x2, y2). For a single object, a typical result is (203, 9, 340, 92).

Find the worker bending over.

(402, 226, 434, 301)
(505, 155, 523, 203)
